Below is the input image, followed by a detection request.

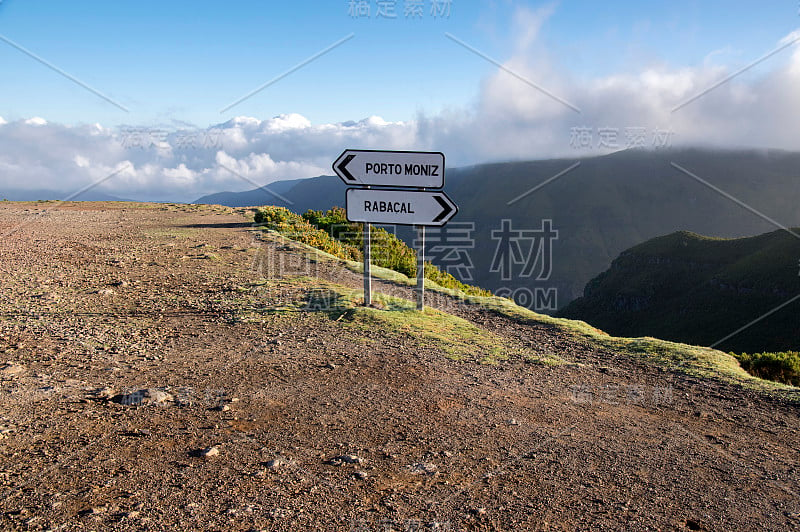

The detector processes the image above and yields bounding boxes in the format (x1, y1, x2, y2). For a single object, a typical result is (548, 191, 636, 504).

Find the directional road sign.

(346, 188, 457, 226)
(333, 149, 445, 188)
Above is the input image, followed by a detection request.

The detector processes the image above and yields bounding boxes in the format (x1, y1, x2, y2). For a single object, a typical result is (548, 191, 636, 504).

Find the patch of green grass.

(467, 293, 800, 400)
(277, 277, 561, 366)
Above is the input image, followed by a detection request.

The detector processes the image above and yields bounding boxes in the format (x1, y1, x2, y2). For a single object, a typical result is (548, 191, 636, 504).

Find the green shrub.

(306, 208, 490, 296)
(302, 207, 359, 242)
(254, 206, 362, 261)
(255, 206, 491, 297)
(732, 351, 800, 386)
(253, 205, 295, 226)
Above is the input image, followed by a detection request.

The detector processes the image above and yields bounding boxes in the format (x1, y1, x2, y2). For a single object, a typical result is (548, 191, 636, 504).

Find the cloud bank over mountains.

(2, 25, 799, 202)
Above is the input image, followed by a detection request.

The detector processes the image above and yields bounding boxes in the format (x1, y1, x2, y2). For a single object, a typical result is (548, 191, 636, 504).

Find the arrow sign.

(346, 188, 457, 226)
(333, 149, 445, 188)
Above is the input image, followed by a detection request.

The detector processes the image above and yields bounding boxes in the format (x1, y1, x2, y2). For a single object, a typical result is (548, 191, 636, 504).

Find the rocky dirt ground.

(0, 201, 798, 531)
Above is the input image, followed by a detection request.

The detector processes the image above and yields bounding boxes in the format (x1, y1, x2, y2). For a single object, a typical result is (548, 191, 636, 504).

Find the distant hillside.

(278, 175, 348, 214)
(558, 229, 800, 353)
(193, 148, 800, 312)
(193, 178, 306, 207)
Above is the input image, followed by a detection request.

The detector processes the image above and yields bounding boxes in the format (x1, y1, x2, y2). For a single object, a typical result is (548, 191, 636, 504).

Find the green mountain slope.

(557, 229, 800, 353)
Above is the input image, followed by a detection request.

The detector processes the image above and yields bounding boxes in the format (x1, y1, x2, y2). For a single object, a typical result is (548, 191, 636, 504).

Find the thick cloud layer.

(1, 26, 799, 202)
(0, 115, 418, 202)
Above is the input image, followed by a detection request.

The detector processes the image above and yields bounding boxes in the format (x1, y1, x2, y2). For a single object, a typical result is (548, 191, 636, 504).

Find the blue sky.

(1, 1, 799, 200)
(1, 0, 797, 126)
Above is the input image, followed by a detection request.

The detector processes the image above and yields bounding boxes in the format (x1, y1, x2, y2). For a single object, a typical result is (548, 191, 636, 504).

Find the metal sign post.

(416, 225, 425, 311)
(363, 222, 372, 306)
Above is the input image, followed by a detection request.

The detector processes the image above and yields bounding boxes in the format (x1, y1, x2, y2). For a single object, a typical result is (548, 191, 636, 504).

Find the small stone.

(112, 388, 174, 406)
(265, 458, 290, 469)
(324, 363, 337, 369)
(200, 445, 220, 458)
(407, 462, 438, 475)
(0, 363, 24, 376)
(472, 507, 487, 516)
(92, 386, 117, 399)
(507, 418, 519, 426)
(269, 508, 290, 519)
(329, 454, 363, 466)
(354, 471, 368, 480)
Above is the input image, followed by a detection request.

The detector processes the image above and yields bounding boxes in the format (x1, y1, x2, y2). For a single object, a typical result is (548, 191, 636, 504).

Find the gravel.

(0, 202, 798, 531)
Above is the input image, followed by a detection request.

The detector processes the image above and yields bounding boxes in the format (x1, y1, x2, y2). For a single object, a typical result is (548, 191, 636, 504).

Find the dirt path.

(0, 202, 798, 531)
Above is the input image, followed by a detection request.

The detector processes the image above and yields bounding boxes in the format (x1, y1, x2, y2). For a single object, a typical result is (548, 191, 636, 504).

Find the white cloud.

(1, 28, 799, 202)
(261, 113, 312, 133)
(0, 114, 412, 201)
(163, 163, 196, 184)
(73, 154, 90, 168)
(426, 28, 800, 162)
(24, 117, 47, 126)
(779, 30, 800, 47)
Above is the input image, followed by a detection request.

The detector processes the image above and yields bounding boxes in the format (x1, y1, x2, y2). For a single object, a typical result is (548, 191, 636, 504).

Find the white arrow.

(333, 149, 445, 188)
(346, 188, 457, 226)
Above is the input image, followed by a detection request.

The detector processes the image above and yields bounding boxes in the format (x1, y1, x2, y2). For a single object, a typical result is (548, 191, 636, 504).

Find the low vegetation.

(296, 277, 561, 366)
(254, 206, 491, 297)
(732, 351, 800, 386)
(254, 206, 362, 261)
(253, 206, 798, 401)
